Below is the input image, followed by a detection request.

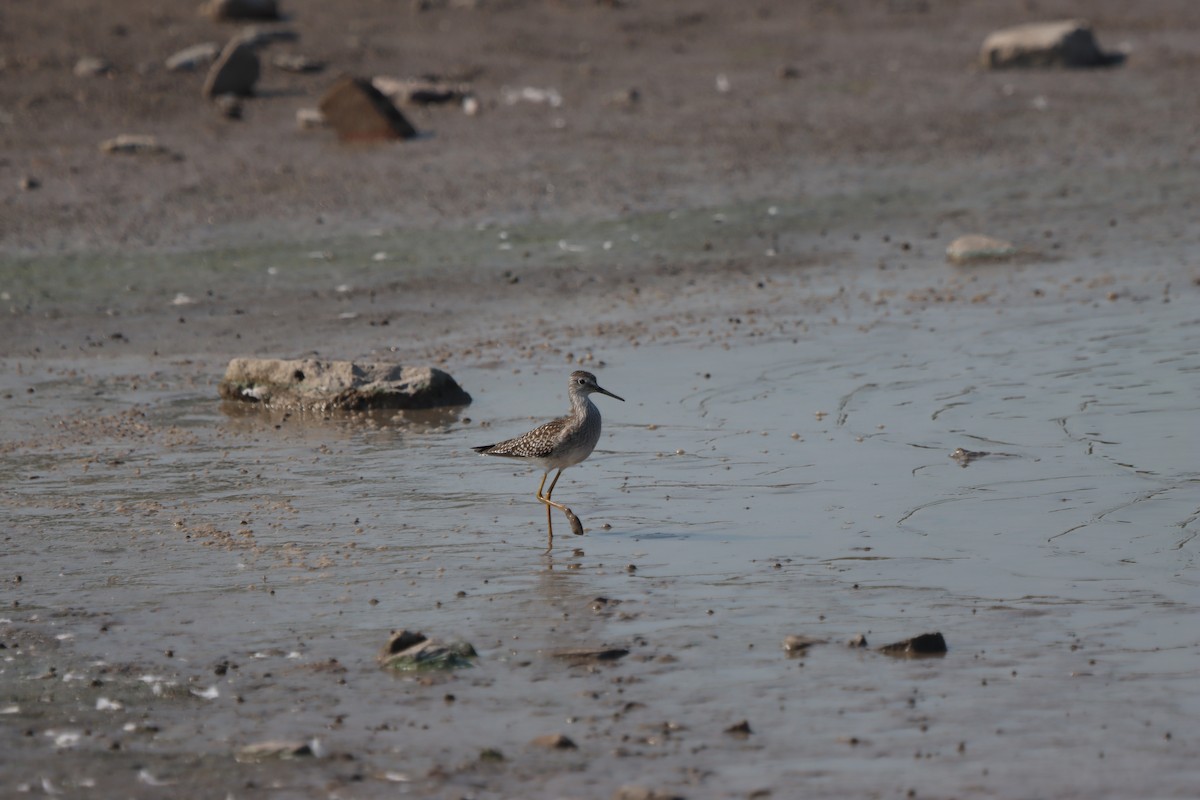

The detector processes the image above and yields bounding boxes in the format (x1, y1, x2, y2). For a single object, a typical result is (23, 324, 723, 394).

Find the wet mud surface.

(4, 0, 1200, 796)
(3, 194, 1199, 797)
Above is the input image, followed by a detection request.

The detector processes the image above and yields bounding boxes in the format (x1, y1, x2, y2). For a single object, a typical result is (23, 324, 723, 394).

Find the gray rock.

(217, 359, 471, 411)
(238, 26, 299, 47)
(235, 740, 317, 762)
(782, 634, 826, 656)
(980, 20, 1121, 69)
(200, 0, 280, 22)
(946, 233, 1017, 265)
(202, 38, 260, 98)
(166, 42, 220, 72)
(372, 75, 472, 106)
(295, 107, 326, 129)
(99, 134, 169, 156)
(273, 53, 325, 73)
(213, 93, 243, 119)
(318, 77, 417, 141)
(74, 57, 112, 77)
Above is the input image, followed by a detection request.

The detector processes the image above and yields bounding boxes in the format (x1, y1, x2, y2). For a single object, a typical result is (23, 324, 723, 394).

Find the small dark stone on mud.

(551, 646, 630, 664)
(612, 787, 685, 800)
(479, 747, 505, 762)
(878, 632, 947, 657)
(531, 732, 578, 749)
(725, 720, 753, 738)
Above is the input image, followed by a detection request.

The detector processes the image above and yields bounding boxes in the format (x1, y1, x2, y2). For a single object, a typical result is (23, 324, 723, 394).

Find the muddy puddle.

(2, 203, 1199, 798)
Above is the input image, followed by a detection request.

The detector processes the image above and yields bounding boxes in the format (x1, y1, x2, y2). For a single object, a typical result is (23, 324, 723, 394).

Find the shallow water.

(2, 211, 1199, 797)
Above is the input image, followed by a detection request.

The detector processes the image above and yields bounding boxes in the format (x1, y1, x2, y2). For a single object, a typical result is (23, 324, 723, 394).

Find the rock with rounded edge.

(319, 76, 418, 141)
(200, 0, 280, 21)
(980, 20, 1120, 69)
(74, 57, 112, 77)
(531, 733, 577, 750)
(166, 42, 221, 72)
(878, 631, 948, 657)
(377, 629, 478, 672)
(946, 234, 1017, 265)
(218, 359, 471, 411)
(202, 38, 260, 98)
(100, 134, 169, 156)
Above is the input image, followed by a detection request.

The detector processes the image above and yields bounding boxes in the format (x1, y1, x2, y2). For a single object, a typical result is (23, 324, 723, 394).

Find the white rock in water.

(980, 20, 1117, 69)
(946, 234, 1018, 265)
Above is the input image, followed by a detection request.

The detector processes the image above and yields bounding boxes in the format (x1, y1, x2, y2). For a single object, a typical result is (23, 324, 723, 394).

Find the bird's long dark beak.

(596, 385, 624, 402)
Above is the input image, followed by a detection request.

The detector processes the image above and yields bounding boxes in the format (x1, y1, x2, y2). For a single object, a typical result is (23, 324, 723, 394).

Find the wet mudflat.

(2, 204, 1198, 798)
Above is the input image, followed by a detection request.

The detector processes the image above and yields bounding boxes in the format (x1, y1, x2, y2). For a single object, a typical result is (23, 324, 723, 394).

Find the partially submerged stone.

(99, 134, 169, 156)
(200, 0, 280, 22)
(530, 733, 578, 750)
(981, 20, 1121, 69)
(946, 234, 1017, 265)
(549, 646, 630, 664)
(378, 629, 477, 672)
(218, 359, 471, 411)
(235, 739, 318, 762)
(782, 634, 826, 656)
(318, 77, 418, 142)
(878, 632, 948, 657)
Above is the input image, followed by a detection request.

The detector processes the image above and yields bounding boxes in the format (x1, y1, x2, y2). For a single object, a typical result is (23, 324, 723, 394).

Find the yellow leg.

(536, 469, 573, 548)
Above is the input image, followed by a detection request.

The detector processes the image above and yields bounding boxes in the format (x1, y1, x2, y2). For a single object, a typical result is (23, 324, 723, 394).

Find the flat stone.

(981, 20, 1120, 69)
(235, 740, 316, 762)
(549, 646, 630, 664)
(946, 234, 1017, 265)
(202, 38, 260, 98)
(782, 634, 826, 656)
(200, 0, 280, 22)
(295, 108, 326, 129)
(318, 77, 418, 142)
(218, 359, 471, 411)
(530, 733, 578, 749)
(238, 26, 299, 47)
(166, 42, 220, 72)
(99, 134, 168, 156)
(372, 75, 472, 106)
(273, 53, 325, 73)
(878, 632, 948, 657)
(74, 57, 112, 78)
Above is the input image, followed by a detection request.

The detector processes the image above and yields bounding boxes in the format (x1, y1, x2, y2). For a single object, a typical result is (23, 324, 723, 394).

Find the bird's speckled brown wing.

(472, 415, 573, 460)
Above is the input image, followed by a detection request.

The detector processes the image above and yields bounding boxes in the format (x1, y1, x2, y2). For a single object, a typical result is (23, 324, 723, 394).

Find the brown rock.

(878, 632, 948, 657)
(531, 733, 577, 749)
(549, 646, 630, 664)
(202, 39, 260, 98)
(318, 77, 418, 142)
(980, 20, 1120, 69)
